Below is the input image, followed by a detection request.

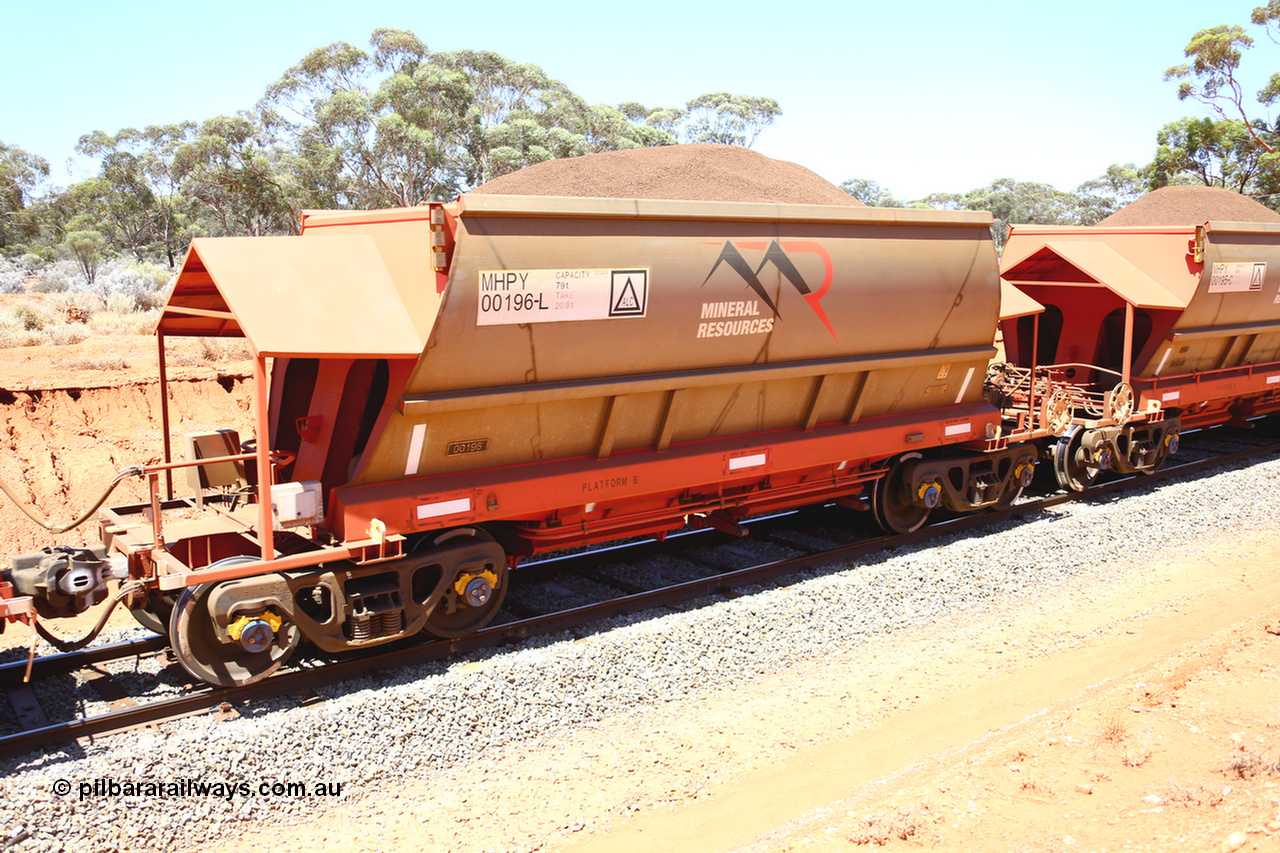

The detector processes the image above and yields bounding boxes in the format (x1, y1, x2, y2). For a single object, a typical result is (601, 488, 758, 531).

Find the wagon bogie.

(872, 444, 1038, 534)
(0, 191, 1062, 685)
(170, 560, 302, 688)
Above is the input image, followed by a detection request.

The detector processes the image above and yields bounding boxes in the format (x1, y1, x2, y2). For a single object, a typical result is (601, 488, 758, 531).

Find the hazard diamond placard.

(609, 269, 647, 317)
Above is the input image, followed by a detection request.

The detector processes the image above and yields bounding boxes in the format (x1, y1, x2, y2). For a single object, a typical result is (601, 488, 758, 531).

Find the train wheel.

(421, 529, 509, 639)
(1142, 429, 1180, 476)
(994, 477, 1023, 510)
(995, 459, 1036, 509)
(872, 453, 931, 535)
(1052, 425, 1102, 492)
(170, 559, 300, 687)
(128, 590, 178, 637)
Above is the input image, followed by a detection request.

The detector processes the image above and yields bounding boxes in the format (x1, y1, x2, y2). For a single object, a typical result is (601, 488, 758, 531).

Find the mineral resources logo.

(700, 240, 836, 339)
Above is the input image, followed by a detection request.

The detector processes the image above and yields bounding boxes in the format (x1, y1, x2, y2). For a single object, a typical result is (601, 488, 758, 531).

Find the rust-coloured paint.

(144, 195, 1006, 581)
(299, 197, 1002, 545)
(1000, 221, 1280, 424)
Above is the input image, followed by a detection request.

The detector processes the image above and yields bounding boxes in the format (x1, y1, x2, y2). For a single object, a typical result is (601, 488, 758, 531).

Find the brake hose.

(0, 465, 145, 534)
(33, 580, 146, 652)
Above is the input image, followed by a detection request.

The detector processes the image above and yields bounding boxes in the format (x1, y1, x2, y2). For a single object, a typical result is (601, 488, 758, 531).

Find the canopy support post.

(158, 330, 173, 501)
(254, 355, 275, 563)
(1123, 302, 1134, 386)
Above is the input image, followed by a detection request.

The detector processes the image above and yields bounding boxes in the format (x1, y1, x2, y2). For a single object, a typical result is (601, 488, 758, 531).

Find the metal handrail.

(987, 362, 1131, 433)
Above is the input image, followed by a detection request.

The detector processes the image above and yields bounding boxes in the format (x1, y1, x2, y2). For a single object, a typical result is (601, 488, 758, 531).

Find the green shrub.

(87, 308, 157, 335)
(130, 261, 172, 291)
(106, 291, 136, 314)
(47, 324, 90, 346)
(0, 328, 50, 347)
(10, 303, 54, 331)
(30, 278, 69, 294)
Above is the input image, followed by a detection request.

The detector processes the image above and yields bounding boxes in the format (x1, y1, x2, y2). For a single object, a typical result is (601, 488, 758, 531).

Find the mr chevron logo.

(700, 240, 836, 339)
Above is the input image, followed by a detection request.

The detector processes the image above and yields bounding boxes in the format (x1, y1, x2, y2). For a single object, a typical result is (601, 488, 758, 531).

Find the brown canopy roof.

(158, 235, 425, 358)
(1002, 240, 1186, 310)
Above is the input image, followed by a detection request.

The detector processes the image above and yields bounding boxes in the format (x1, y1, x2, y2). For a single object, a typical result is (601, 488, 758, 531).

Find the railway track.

(3, 422, 1277, 759)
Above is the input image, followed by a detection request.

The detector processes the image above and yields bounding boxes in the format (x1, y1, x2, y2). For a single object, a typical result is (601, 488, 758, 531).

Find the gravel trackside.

(2, 454, 1278, 852)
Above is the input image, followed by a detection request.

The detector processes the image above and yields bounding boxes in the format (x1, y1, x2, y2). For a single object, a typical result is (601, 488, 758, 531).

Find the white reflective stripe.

(728, 453, 767, 471)
(944, 422, 971, 437)
(1154, 348, 1171, 376)
(405, 423, 426, 476)
(1162, 391, 1180, 402)
(1269, 375, 1280, 385)
(954, 366, 975, 404)
(417, 497, 472, 520)
(584, 502, 596, 513)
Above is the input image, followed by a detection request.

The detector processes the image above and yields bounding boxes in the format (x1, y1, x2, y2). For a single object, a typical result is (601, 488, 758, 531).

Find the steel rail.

(0, 636, 168, 688)
(3, 430, 1277, 760)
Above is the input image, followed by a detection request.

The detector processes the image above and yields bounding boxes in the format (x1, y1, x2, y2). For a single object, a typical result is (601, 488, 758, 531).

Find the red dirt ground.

(0, 331, 253, 558)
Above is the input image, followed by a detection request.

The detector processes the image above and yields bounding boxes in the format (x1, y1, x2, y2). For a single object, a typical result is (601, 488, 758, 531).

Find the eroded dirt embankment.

(0, 375, 254, 559)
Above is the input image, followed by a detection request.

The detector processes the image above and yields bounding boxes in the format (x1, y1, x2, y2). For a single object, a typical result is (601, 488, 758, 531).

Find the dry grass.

(846, 802, 937, 846)
(0, 329, 48, 348)
(86, 309, 158, 336)
(1223, 745, 1280, 779)
(46, 324, 90, 346)
(0, 295, 159, 348)
(201, 338, 252, 362)
(1122, 734, 1153, 767)
(169, 338, 253, 366)
(1162, 781, 1226, 808)
(1092, 706, 1152, 766)
(1097, 707, 1130, 745)
(1018, 777, 1053, 795)
(0, 269, 240, 369)
(57, 355, 131, 371)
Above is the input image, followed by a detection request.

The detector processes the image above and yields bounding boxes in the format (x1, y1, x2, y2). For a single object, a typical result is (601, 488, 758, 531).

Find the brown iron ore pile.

(1098, 184, 1280, 226)
(470, 143, 864, 206)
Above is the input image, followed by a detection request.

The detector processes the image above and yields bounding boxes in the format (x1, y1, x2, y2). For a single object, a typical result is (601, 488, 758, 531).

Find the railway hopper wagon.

(0, 195, 1034, 687)
(993, 221, 1280, 490)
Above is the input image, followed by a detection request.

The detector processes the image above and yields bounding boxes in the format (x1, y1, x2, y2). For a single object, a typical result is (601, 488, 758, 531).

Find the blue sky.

(0, 0, 1271, 200)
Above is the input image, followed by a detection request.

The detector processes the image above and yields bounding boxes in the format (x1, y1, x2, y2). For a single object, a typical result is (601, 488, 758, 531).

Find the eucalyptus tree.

(77, 124, 199, 267)
(839, 178, 903, 207)
(63, 229, 107, 284)
(262, 30, 682, 197)
(172, 114, 298, 236)
(1151, 117, 1264, 192)
(1160, 5, 1280, 203)
(616, 94, 780, 148)
(1165, 21, 1275, 154)
(1074, 163, 1153, 223)
(619, 102, 682, 136)
(680, 93, 781, 147)
(26, 178, 111, 250)
(260, 28, 475, 206)
(434, 48, 604, 183)
(72, 136, 159, 261)
(0, 140, 50, 253)
(921, 179, 1086, 250)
